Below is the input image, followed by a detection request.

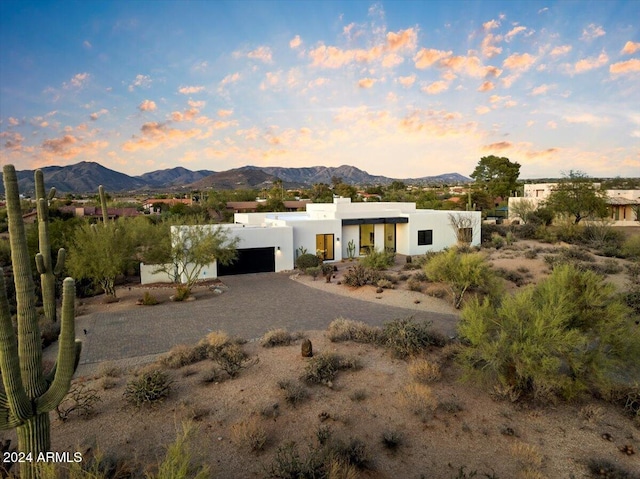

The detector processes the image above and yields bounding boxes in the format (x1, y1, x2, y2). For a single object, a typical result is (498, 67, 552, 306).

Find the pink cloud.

(220, 72, 240, 86)
(531, 84, 555, 96)
(483, 19, 500, 31)
(89, 109, 108, 121)
(581, 23, 606, 41)
(218, 109, 233, 118)
(610, 58, 640, 74)
(122, 122, 201, 151)
(178, 85, 205, 94)
(414, 48, 451, 69)
(386, 28, 418, 51)
(128, 74, 151, 92)
(63, 73, 90, 89)
(138, 100, 157, 111)
(482, 141, 512, 151)
(503, 52, 536, 71)
(621, 41, 640, 55)
(477, 81, 495, 92)
(481, 33, 503, 58)
(574, 52, 609, 73)
(247, 46, 273, 63)
(422, 81, 449, 95)
(505, 26, 526, 42)
(8, 117, 20, 127)
(475, 105, 491, 115)
(550, 45, 572, 57)
(358, 78, 376, 89)
(397, 75, 416, 87)
(289, 35, 302, 49)
(1, 131, 24, 150)
(382, 53, 403, 68)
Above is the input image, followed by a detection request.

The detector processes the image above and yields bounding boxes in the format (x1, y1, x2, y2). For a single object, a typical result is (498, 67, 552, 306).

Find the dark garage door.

(217, 247, 275, 276)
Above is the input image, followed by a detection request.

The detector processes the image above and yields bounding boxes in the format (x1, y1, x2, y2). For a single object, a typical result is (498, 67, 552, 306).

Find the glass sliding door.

(384, 223, 396, 252)
(359, 224, 374, 255)
(316, 234, 334, 260)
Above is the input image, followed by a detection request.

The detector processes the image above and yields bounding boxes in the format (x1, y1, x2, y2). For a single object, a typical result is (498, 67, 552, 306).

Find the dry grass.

(260, 329, 294, 348)
(231, 416, 268, 453)
(402, 382, 437, 421)
(408, 358, 441, 383)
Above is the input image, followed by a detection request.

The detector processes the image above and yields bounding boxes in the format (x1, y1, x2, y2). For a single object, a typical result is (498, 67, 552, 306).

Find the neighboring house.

(142, 198, 193, 213)
(225, 200, 311, 214)
(57, 205, 140, 220)
(508, 183, 640, 226)
(140, 197, 481, 283)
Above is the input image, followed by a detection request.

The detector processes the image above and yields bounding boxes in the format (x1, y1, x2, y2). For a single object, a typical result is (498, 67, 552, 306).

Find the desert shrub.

(261, 328, 293, 348)
(342, 263, 379, 287)
(381, 430, 404, 451)
(278, 379, 309, 406)
(408, 358, 442, 383)
(493, 267, 527, 287)
(327, 317, 381, 343)
(376, 278, 394, 289)
(98, 361, 122, 378)
(349, 389, 367, 402)
(231, 416, 268, 452)
(523, 249, 538, 259)
(586, 458, 636, 479)
(40, 319, 61, 348)
(402, 383, 437, 420)
(124, 369, 173, 407)
(301, 352, 360, 386)
(424, 248, 500, 308)
(621, 234, 640, 259)
(513, 223, 539, 240)
(147, 422, 210, 479)
(381, 317, 446, 359)
(321, 263, 334, 276)
(266, 442, 324, 479)
(360, 248, 395, 270)
(491, 233, 505, 249)
(407, 278, 423, 292)
(330, 437, 371, 470)
(173, 285, 191, 302)
(413, 270, 428, 282)
(296, 253, 320, 272)
(209, 342, 251, 378)
(585, 259, 623, 275)
(139, 291, 159, 305)
(457, 264, 640, 401)
(161, 343, 209, 369)
(306, 266, 321, 280)
(56, 382, 102, 421)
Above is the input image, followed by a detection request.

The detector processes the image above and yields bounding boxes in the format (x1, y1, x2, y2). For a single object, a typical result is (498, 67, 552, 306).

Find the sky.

(1, 1, 639, 181)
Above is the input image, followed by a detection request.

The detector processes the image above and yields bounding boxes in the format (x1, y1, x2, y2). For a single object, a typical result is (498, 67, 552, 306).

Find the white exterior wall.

(402, 211, 481, 255)
(140, 262, 176, 284)
(286, 218, 342, 261)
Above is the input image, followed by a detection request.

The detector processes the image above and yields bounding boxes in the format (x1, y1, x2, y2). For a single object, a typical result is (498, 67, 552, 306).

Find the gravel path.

(72, 272, 459, 372)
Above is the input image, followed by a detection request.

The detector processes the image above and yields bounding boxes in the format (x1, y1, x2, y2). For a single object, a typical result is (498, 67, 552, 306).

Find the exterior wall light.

(336, 237, 340, 242)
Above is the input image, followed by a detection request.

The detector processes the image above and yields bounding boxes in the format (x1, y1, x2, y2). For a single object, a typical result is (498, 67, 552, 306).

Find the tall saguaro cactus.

(34, 169, 66, 323)
(99, 184, 109, 224)
(0, 165, 81, 479)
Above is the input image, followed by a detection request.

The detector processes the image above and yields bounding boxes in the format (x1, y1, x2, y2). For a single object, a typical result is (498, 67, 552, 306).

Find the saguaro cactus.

(0, 165, 81, 479)
(98, 184, 109, 224)
(34, 169, 66, 323)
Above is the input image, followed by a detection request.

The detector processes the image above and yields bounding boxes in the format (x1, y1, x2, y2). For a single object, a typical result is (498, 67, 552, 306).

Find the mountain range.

(0, 161, 471, 195)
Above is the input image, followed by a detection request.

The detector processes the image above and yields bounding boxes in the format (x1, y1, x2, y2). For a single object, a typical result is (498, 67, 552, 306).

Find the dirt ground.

(3, 239, 640, 478)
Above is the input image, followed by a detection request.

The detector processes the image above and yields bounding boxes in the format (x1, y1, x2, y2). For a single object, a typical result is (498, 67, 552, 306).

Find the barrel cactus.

(0, 165, 81, 479)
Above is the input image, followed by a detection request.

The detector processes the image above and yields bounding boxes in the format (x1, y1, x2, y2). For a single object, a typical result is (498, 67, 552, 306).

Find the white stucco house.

(508, 183, 640, 226)
(140, 198, 481, 283)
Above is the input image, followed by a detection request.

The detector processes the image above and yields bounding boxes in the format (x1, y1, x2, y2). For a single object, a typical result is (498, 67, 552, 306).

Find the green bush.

(124, 370, 173, 407)
(342, 263, 380, 287)
(360, 249, 395, 270)
(306, 266, 321, 280)
(457, 264, 640, 401)
(301, 352, 360, 386)
(424, 248, 500, 309)
(381, 317, 446, 359)
(296, 253, 320, 272)
(327, 317, 382, 343)
(622, 234, 640, 259)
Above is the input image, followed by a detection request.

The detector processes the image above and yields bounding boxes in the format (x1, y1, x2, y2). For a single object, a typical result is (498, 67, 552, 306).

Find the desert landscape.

(1, 236, 637, 479)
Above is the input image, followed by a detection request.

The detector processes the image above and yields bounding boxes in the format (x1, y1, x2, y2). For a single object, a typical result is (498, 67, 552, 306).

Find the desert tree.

(509, 199, 537, 225)
(150, 221, 239, 298)
(448, 213, 479, 245)
(470, 155, 521, 199)
(457, 264, 640, 401)
(546, 170, 608, 224)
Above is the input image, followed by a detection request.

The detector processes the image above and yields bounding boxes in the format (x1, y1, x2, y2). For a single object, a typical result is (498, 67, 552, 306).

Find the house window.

(417, 230, 433, 246)
(316, 234, 334, 260)
(457, 227, 473, 244)
(359, 224, 374, 255)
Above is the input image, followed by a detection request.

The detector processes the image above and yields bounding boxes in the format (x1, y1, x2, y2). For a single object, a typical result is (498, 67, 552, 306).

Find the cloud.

(247, 46, 273, 63)
(564, 113, 610, 125)
(358, 78, 376, 89)
(178, 85, 205, 94)
(414, 48, 451, 68)
(574, 52, 609, 73)
(503, 52, 536, 71)
(547, 120, 557, 129)
(621, 41, 640, 55)
(475, 105, 491, 115)
(188, 100, 205, 109)
(83, 40, 92, 49)
(122, 122, 201, 152)
(220, 72, 240, 86)
(531, 83, 555, 95)
(550, 45, 572, 57)
(581, 23, 606, 41)
(382, 53, 403, 67)
(538, 7, 548, 14)
(128, 74, 151, 92)
(289, 35, 302, 49)
(8, 117, 20, 127)
(397, 75, 416, 87)
(42, 134, 77, 153)
(483, 19, 500, 31)
(307, 77, 329, 88)
(477, 81, 495, 92)
(482, 141, 512, 151)
(481, 32, 503, 58)
(137, 100, 157, 112)
(386, 28, 418, 51)
(1, 131, 24, 150)
(505, 26, 526, 42)
(218, 109, 233, 118)
(63, 73, 90, 89)
(610, 58, 640, 74)
(422, 81, 449, 94)
(260, 71, 280, 90)
(89, 109, 108, 121)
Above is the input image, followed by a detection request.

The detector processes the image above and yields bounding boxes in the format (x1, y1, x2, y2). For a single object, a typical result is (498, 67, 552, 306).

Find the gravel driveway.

(74, 272, 459, 367)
